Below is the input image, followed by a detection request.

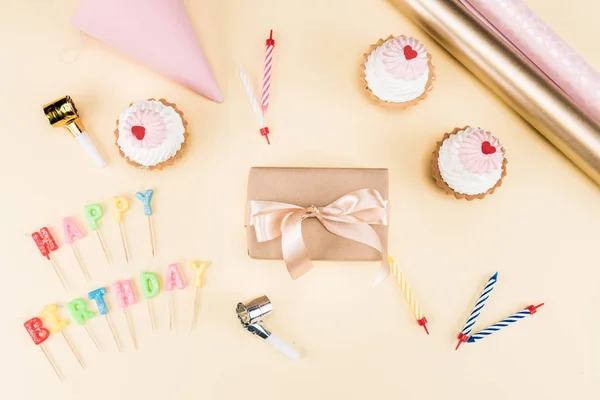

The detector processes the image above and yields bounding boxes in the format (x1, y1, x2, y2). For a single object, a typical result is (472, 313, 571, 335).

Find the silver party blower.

(236, 296, 301, 360)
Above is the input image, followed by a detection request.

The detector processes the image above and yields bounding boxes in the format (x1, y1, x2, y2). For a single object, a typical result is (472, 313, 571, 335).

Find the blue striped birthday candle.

(467, 303, 544, 344)
(456, 272, 498, 350)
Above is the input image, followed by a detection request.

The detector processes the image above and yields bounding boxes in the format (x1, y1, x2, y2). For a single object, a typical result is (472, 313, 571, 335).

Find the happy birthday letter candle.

(62, 217, 90, 280)
(88, 287, 121, 352)
(114, 279, 137, 349)
(164, 264, 186, 331)
(140, 271, 161, 333)
(456, 272, 498, 350)
(66, 298, 101, 351)
(83, 204, 111, 265)
(24, 317, 62, 381)
(39, 304, 84, 369)
(135, 189, 155, 257)
(111, 196, 130, 263)
(189, 261, 209, 330)
(31, 227, 68, 291)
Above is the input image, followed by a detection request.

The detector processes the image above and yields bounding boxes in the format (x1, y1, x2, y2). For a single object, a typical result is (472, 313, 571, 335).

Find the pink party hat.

(71, 0, 223, 102)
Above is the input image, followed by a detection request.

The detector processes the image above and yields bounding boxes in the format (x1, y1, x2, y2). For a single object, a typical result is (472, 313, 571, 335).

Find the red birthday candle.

(261, 30, 275, 114)
(24, 317, 63, 381)
(32, 227, 68, 291)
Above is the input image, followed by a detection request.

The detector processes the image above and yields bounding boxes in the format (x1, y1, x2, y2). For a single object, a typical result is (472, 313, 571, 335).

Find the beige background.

(1, 0, 599, 399)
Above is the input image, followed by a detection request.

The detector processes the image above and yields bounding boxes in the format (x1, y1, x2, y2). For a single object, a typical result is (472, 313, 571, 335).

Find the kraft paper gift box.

(246, 167, 389, 278)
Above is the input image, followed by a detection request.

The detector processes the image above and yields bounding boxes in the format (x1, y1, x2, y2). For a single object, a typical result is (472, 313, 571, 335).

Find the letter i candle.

(164, 263, 186, 331)
(140, 272, 161, 333)
(189, 261, 209, 330)
(62, 217, 90, 280)
(24, 317, 63, 381)
(83, 204, 111, 265)
(114, 280, 137, 349)
(88, 287, 122, 352)
(135, 189, 155, 257)
(31, 227, 68, 291)
(111, 196, 131, 263)
(456, 272, 498, 350)
(39, 304, 85, 369)
(389, 257, 429, 334)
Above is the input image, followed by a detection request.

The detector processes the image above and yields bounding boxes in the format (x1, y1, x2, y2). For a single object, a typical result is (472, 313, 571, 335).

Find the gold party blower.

(43, 96, 107, 168)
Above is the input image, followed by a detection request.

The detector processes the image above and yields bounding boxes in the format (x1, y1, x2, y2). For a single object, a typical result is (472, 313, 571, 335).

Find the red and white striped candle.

(261, 30, 275, 114)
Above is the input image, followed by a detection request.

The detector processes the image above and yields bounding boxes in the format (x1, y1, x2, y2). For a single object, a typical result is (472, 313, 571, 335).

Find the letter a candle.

(164, 263, 186, 331)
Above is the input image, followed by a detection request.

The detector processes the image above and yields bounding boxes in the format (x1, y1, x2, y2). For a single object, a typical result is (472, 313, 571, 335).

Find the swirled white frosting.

(438, 127, 504, 195)
(116, 100, 185, 168)
(364, 37, 431, 103)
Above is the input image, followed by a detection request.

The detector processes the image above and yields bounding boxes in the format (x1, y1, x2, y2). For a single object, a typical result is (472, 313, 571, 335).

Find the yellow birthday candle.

(389, 256, 429, 334)
(111, 196, 130, 263)
(39, 304, 85, 368)
(189, 261, 209, 330)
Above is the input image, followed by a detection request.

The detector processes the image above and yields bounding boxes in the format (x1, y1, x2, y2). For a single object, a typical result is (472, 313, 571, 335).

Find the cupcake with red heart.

(115, 98, 188, 170)
(361, 35, 435, 108)
(431, 126, 507, 200)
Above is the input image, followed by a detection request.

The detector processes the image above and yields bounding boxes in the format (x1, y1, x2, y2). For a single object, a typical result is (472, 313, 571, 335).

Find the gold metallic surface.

(390, 0, 600, 185)
(43, 95, 85, 137)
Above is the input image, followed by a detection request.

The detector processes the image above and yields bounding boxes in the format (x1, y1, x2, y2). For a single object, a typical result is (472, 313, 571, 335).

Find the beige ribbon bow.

(248, 188, 389, 281)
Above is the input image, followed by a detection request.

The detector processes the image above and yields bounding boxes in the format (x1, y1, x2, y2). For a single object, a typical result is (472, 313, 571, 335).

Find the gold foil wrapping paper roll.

(389, 0, 600, 185)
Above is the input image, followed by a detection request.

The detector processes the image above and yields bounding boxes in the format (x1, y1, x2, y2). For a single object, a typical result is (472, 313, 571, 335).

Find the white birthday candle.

(239, 64, 271, 144)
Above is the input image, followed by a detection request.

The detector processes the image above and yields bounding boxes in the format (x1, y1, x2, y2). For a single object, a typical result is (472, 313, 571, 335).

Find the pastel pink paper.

(70, 0, 223, 102)
(164, 263, 186, 290)
(62, 217, 86, 245)
(114, 280, 137, 308)
(464, 0, 600, 122)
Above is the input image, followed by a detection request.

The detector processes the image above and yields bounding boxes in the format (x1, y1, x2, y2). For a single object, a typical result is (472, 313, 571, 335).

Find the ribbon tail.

(281, 211, 313, 280)
(372, 246, 390, 287)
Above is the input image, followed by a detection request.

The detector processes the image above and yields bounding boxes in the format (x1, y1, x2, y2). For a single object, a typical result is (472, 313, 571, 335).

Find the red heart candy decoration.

(131, 125, 146, 140)
(481, 141, 497, 155)
(403, 45, 418, 61)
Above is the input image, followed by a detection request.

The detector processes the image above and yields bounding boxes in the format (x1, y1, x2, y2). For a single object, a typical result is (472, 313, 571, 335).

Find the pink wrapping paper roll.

(464, 0, 600, 122)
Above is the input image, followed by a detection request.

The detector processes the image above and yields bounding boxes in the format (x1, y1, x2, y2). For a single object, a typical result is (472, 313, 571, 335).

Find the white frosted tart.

(432, 126, 507, 200)
(362, 35, 434, 106)
(115, 99, 187, 170)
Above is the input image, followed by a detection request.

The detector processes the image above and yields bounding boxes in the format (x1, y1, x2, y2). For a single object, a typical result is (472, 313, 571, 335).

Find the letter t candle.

(43, 96, 107, 168)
